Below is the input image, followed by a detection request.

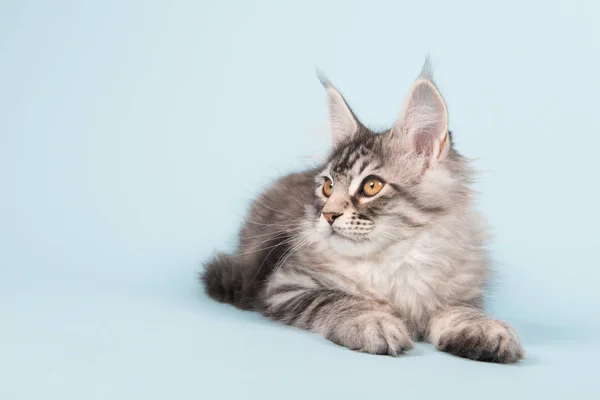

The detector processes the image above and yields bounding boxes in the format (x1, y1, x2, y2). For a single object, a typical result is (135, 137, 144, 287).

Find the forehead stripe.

(333, 146, 367, 173)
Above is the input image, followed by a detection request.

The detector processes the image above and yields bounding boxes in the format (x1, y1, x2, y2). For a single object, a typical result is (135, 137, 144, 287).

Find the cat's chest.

(350, 260, 434, 296)
(344, 255, 450, 318)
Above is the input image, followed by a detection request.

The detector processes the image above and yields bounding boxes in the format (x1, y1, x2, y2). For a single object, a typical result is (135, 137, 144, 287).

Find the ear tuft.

(419, 55, 434, 81)
(392, 59, 449, 164)
(316, 69, 333, 89)
(317, 70, 359, 146)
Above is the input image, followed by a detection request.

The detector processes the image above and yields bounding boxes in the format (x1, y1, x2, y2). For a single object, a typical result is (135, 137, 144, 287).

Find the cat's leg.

(263, 268, 413, 356)
(428, 306, 524, 363)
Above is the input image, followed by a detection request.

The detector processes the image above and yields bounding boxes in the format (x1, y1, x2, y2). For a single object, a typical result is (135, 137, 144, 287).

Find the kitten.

(201, 59, 524, 363)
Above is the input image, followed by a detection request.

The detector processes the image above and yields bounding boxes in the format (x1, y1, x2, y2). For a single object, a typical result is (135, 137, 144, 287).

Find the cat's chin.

(326, 233, 380, 258)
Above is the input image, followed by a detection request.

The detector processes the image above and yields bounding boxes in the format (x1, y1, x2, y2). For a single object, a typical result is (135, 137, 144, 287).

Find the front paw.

(328, 312, 414, 356)
(437, 319, 524, 363)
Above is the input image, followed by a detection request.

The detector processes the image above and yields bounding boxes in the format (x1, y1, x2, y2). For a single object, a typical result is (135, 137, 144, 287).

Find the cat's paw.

(329, 312, 414, 356)
(436, 318, 524, 363)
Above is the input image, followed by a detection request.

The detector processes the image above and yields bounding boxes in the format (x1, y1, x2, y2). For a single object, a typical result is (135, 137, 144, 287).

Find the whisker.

(252, 198, 298, 218)
(245, 217, 304, 228)
(238, 229, 291, 241)
(273, 233, 311, 273)
(266, 234, 312, 301)
(236, 234, 300, 258)
(245, 231, 308, 289)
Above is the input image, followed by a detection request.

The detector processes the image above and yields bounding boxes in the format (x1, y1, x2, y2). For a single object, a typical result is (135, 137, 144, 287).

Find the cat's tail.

(200, 252, 259, 310)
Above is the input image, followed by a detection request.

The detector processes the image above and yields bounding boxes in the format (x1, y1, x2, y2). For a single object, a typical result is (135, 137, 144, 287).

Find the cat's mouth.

(329, 229, 370, 243)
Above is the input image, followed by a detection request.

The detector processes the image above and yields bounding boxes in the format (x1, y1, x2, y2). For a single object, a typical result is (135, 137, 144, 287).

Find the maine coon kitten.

(201, 60, 524, 363)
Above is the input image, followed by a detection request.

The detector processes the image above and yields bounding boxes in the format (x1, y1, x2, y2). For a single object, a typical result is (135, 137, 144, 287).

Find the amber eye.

(361, 177, 385, 197)
(322, 179, 334, 197)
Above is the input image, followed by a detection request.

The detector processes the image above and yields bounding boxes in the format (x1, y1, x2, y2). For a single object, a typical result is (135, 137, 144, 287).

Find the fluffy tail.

(200, 253, 260, 310)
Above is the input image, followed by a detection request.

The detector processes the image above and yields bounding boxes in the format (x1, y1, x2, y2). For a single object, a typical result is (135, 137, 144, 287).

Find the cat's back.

(239, 168, 318, 251)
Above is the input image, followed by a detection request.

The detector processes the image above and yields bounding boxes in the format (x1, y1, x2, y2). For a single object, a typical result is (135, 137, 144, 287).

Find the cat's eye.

(361, 177, 385, 197)
(322, 179, 334, 197)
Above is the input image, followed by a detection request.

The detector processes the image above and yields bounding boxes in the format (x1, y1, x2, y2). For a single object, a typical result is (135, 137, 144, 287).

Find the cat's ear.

(317, 71, 359, 146)
(391, 58, 450, 164)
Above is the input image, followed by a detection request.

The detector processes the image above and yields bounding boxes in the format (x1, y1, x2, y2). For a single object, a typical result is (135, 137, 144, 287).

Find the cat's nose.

(322, 212, 343, 225)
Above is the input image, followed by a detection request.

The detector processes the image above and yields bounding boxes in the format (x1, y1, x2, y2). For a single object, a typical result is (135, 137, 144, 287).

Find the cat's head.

(308, 59, 473, 257)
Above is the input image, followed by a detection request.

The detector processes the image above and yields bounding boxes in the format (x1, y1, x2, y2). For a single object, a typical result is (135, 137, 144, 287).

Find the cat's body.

(202, 60, 524, 363)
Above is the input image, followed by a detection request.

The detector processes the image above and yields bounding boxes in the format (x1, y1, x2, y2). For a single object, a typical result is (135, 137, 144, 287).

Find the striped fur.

(201, 60, 523, 363)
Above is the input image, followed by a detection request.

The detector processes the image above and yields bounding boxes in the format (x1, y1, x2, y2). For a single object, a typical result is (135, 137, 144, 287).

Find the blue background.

(1, 1, 599, 399)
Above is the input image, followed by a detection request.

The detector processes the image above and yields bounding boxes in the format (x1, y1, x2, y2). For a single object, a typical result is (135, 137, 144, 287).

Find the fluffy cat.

(201, 59, 524, 363)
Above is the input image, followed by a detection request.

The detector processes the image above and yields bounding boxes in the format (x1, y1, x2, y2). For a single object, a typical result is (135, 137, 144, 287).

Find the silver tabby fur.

(202, 59, 524, 363)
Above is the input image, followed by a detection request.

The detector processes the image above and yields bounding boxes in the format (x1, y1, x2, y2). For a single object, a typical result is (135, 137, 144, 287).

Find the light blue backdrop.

(1, 1, 599, 399)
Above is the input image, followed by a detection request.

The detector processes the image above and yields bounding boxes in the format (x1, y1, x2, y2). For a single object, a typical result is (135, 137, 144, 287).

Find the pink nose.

(322, 212, 342, 225)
